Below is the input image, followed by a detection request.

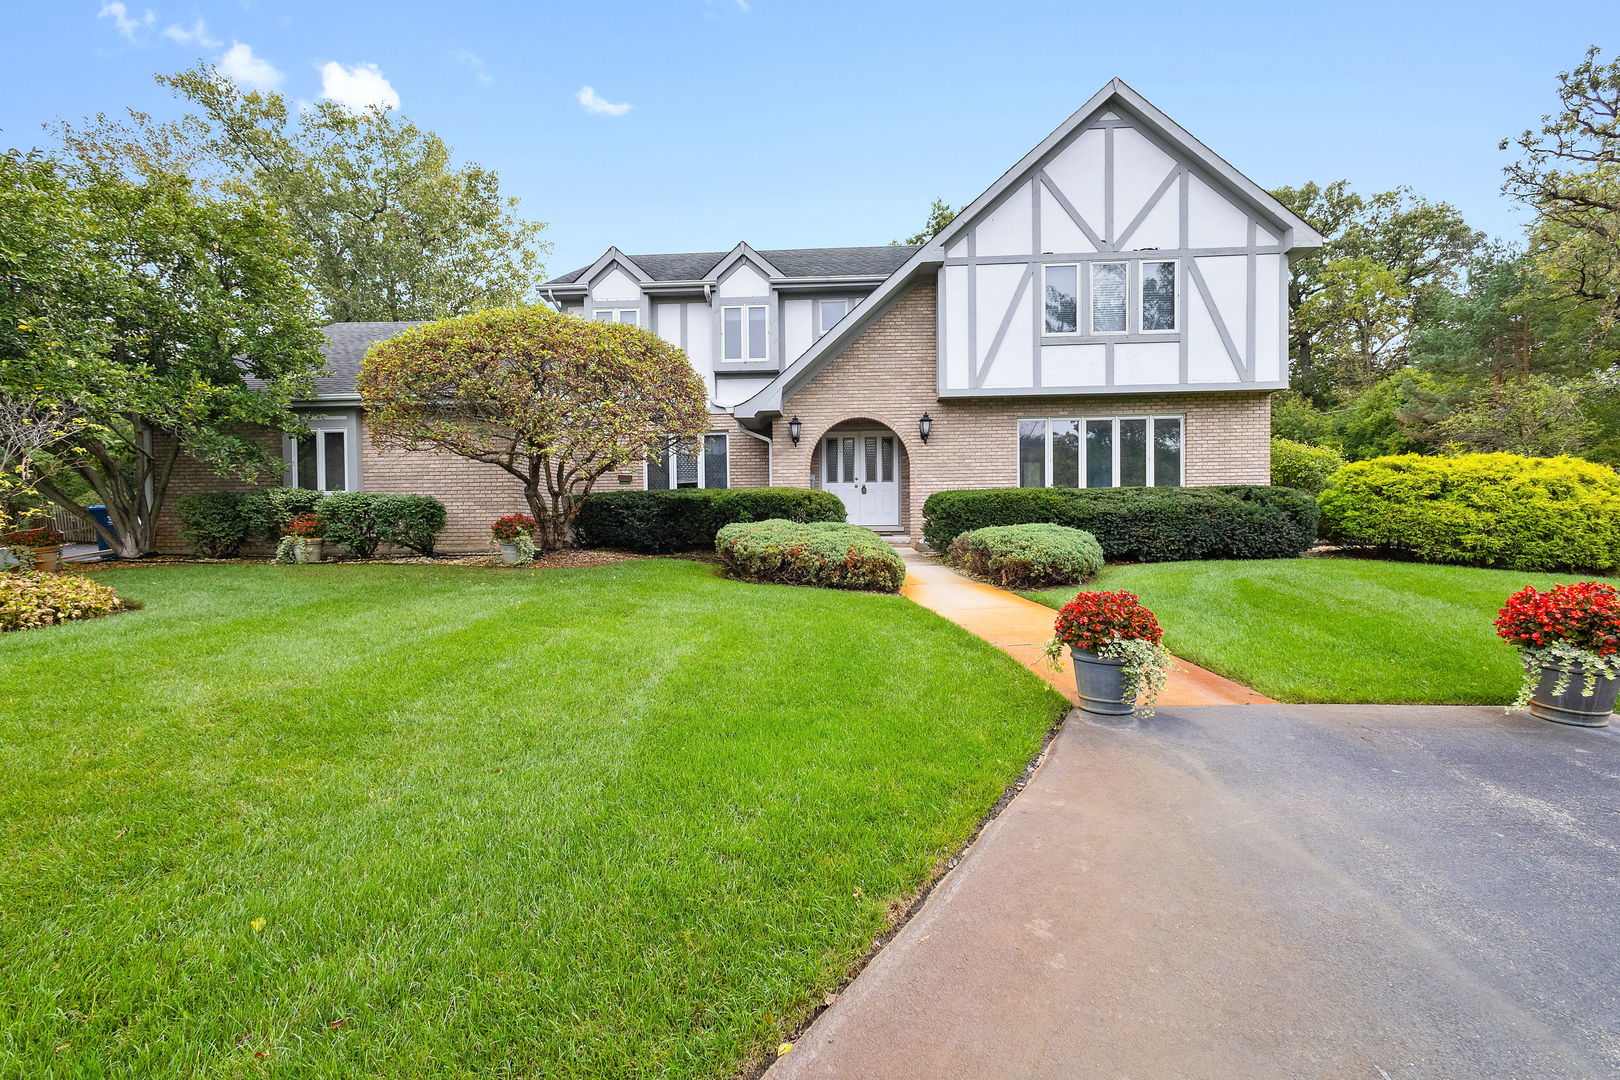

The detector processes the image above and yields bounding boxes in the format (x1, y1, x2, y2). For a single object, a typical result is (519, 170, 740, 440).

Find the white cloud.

(218, 41, 284, 90)
(318, 61, 401, 110)
(454, 49, 492, 85)
(164, 19, 222, 48)
(576, 86, 631, 117)
(98, 2, 155, 41)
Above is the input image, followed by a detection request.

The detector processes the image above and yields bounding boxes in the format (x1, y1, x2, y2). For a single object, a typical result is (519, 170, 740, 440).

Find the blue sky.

(3, 1, 1616, 279)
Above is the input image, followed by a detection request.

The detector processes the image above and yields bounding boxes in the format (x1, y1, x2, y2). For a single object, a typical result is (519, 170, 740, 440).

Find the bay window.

(1017, 416, 1183, 489)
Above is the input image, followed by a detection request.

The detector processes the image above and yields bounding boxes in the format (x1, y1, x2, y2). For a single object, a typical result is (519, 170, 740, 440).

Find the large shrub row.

(1, 572, 128, 632)
(578, 488, 846, 553)
(947, 524, 1104, 589)
(716, 519, 906, 592)
(922, 486, 1319, 561)
(176, 488, 447, 558)
(1318, 453, 1620, 572)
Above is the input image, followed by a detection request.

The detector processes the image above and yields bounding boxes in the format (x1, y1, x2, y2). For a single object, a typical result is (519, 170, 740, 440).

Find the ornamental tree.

(359, 309, 709, 550)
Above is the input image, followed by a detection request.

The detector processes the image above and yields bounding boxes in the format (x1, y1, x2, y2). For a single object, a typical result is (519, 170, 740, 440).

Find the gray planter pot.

(498, 541, 520, 564)
(294, 538, 324, 564)
(1530, 658, 1618, 728)
(1070, 647, 1135, 716)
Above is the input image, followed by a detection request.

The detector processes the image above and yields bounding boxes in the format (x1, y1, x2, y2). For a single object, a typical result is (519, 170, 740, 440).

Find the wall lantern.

(919, 412, 933, 444)
(788, 416, 802, 445)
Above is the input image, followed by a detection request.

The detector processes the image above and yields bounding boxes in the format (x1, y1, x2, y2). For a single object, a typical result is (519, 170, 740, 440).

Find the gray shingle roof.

(309, 321, 421, 397)
(545, 245, 923, 285)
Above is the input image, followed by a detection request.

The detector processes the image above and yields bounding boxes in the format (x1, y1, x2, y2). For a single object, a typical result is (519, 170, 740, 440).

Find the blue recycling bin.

(87, 505, 117, 560)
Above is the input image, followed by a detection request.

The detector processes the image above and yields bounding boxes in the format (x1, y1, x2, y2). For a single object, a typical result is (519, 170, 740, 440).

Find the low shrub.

(716, 519, 906, 592)
(319, 491, 388, 557)
(1, 572, 127, 632)
(1270, 437, 1346, 495)
(579, 488, 846, 553)
(370, 494, 447, 556)
(921, 486, 1318, 561)
(947, 524, 1104, 589)
(1318, 453, 1620, 572)
(242, 487, 325, 541)
(175, 491, 252, 557)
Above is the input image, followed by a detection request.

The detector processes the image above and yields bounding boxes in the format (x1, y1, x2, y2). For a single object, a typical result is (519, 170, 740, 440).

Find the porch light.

(919, 412, 933, 444)
(788, 416, 802, 445)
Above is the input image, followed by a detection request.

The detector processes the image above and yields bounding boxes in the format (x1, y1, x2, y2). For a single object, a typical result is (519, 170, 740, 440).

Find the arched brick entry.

(805, 417, 911, 531)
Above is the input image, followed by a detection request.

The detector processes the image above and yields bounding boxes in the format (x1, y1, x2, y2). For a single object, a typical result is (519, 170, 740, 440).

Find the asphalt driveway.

(769, 705, 1620, 1080)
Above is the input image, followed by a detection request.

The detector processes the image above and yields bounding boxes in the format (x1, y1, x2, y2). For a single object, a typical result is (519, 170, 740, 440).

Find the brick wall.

(768, 281, 1274, 538)
(154, 428, 285, 552)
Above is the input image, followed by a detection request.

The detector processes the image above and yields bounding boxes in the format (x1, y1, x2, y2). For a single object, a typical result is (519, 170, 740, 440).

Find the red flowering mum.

(283, 513, 322, 539)
(2, 525, 65, 546)
(1052, 590, 1163, 652)
(491, 514, 538, 542)
(1495, 581, 1620, 656)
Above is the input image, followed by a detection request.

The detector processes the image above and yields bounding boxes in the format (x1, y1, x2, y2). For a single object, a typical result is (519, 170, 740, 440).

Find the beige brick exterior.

(770, 281, 1273, 539)
(156, 281, 1268, 553)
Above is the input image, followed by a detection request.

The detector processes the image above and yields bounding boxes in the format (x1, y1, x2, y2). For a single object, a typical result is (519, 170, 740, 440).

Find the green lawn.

(1024, 557, 1620, 705)
(0, 560, 1063, 1079)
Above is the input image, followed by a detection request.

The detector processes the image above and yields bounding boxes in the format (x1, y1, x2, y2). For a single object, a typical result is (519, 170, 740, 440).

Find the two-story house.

(158, 78, 1320, 552)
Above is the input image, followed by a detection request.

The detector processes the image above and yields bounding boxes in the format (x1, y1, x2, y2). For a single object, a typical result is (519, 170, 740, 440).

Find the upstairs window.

(1043, 265, 1078, 334)
(1090, 263, 1127, 334)
(817, 299, 849, 336)
(1141, 261, 1176, 332)
(593, 308, 639, 325)
(722, 305, 768, 361)
(646, 434, 728, 489)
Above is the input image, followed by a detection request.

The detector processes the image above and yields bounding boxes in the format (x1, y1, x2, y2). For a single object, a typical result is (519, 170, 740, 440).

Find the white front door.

(822, 430, 900, 528)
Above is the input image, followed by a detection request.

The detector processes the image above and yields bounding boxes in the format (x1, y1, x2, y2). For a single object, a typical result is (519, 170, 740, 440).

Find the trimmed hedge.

(922, 486, 1319, 561)
(175, 489, 448, 557)
(716, 519, 906, 592)
(579, 487, 846, 553)
(947, 524, 1104, 589)
(1318, 453, 1620, 572)
(2, 572, 127, 632)
(175, 491, 253, 557)
(1270, 437, 1346, 495)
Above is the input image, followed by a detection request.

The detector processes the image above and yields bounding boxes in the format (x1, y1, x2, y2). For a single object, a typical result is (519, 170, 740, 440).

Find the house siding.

(770, 281, 1273, 539)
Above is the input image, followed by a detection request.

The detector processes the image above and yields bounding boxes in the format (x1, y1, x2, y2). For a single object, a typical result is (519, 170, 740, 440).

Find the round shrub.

(580, 488, 846, 553)
(241, 487, 326, 541)
(319, 491, 388, 556)
(715, 519, 905, 592)
(369, 494, 447, 556)
(1, 572, 127, 632)
(1270, 437, 1346, 495)
(1318, 453, 1620, 572)
(947, 524, 1104, 588)
(176, 491, 252, 557)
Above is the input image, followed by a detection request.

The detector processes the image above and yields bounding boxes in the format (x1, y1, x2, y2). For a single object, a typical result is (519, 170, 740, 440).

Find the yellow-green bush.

(1318, 453, 1620, 571)
(1, 572, 128, 632)
(1270, 437, 1346, 495)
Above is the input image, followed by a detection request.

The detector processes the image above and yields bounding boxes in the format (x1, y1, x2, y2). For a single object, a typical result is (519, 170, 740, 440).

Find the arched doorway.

(816, 423, 903, 529)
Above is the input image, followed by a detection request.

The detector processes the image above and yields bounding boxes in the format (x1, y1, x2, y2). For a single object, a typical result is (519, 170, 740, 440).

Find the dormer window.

(817, 299, 849, 336)
(722, 304, 767, 361)
(593, 308, 639, 325)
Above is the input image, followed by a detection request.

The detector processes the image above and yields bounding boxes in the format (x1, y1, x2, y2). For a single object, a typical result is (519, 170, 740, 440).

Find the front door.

(822, 430, 900, 528)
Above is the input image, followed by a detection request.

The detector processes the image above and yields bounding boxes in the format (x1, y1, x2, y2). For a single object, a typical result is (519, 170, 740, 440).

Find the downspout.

(739, 426, 773, 487)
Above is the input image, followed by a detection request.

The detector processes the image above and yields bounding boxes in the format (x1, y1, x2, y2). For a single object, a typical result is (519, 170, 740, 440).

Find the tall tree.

(1503, 46, 1620, 321)
(1, 152, 325, 557)
(893, 198, 958, 245)
(1272, 182, 1481, 404)
(60, 64, 551, 322)
(360, 309, 709, 550)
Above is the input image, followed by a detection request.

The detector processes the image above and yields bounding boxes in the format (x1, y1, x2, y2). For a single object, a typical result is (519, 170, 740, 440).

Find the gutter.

(738, 425, 774, 486)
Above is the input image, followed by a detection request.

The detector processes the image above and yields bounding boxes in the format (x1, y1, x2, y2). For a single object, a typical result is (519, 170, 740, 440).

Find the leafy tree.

(1, 153, 325, 557)
(60, 64, 551, 322)
(359, 309, 710, 550)
(1423, 376, 1596, 457)
(894, 198, 958, 245)
(1503, 46, 1620, 321)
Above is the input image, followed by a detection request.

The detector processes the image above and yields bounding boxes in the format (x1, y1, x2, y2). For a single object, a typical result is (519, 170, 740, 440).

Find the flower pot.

(1529, 658, 1618, 728)
(29, 544, 63, 572)
(1070, 647, 1135, 716)
(294, 538, 324, 564)
(498, 541, 520, 564)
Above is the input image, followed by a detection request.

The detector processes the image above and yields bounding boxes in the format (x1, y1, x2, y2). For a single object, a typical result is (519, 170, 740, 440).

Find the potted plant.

(1043, 590, 1172, 716)
(277, 512, 325, 564)
(1, 525, 66, 572)
(491, 513, 539, 565)
(1495, 581, 1620, 727)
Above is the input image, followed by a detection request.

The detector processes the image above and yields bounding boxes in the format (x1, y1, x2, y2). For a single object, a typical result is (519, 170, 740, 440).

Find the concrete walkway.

(768, 705, 1620, 1080)
(896, 548, 1271, 707)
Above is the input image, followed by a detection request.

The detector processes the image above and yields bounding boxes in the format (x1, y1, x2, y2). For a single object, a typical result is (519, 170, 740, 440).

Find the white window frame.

(1041, 264, 1081, 336)
(592, 308, 639, 325)
(283, 412, 361, 492)
(1016, 415, 1185, 489)
(817, 298, 852, 337)
(1139, 259, 1178, 334)
(1089, 262, 1129, 336)
(644, 432, 729, 490)
(720, 304, 769, 362)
